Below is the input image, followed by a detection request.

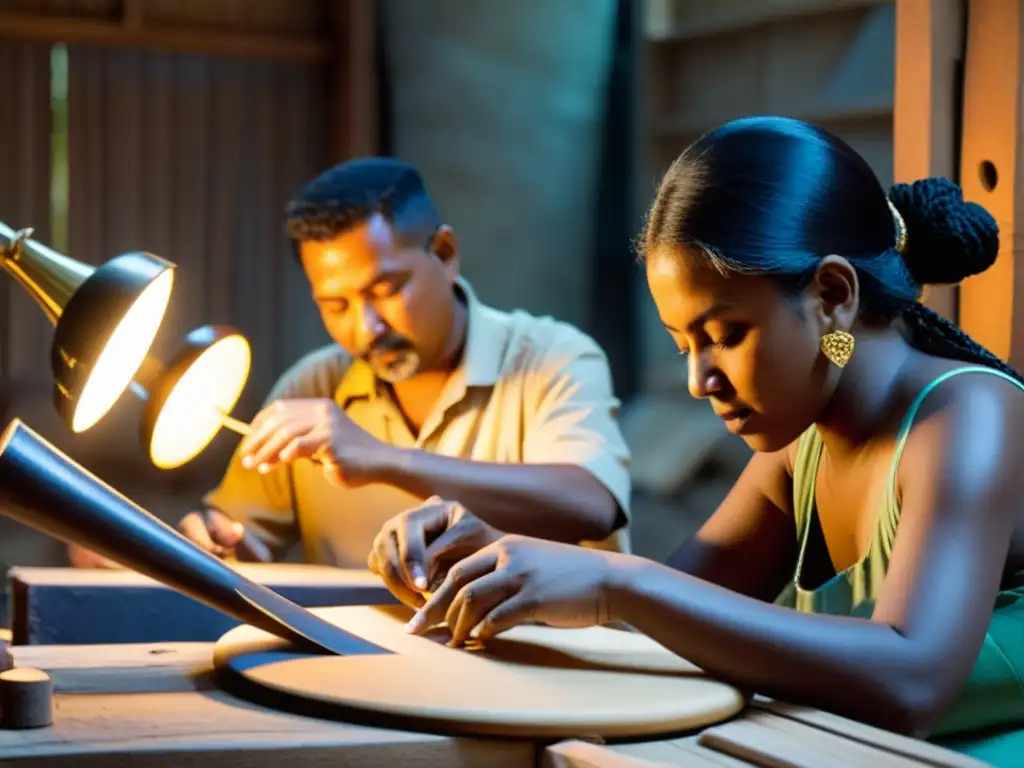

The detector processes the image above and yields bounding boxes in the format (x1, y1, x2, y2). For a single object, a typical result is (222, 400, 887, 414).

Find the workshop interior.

(0, 1, 1019, 766)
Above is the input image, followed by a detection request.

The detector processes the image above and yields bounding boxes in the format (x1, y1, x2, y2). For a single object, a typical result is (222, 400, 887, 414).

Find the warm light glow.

(72, 270, 175, 433)
(149, 334, 251, 469)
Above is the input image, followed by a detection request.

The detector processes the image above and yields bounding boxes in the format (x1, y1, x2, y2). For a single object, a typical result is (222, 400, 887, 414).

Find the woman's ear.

(808, 255, 860, 332)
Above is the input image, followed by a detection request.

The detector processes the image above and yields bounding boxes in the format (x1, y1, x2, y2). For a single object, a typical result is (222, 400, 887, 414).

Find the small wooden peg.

(0, 667, 54, 729)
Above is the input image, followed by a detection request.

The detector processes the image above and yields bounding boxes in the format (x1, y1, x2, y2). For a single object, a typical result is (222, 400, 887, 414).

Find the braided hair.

(888, 182, 1022, 383)
(639, 116, 1022, 385)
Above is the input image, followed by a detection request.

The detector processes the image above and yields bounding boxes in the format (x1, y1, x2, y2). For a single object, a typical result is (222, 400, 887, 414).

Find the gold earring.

(820, 330, 855, 368)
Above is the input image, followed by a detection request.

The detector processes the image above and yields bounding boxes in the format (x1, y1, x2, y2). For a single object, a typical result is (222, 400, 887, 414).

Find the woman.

(389, 116, 1024, 761)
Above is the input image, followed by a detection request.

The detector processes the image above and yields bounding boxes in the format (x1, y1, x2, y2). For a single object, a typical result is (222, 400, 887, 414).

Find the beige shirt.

(204, 279, 632, 567)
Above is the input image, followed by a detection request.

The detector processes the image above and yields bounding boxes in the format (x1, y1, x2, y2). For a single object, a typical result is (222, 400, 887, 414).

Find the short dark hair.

(285, 157, 441, 253)
(639, 116, 1020, 384)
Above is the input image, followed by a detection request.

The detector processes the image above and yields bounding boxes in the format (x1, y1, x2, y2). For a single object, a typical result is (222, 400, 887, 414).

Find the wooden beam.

(0, 11, 330, 63)
(893, 0, 965, 321)
(329, 0, 379, 163)
(957, 0, 1024, 363)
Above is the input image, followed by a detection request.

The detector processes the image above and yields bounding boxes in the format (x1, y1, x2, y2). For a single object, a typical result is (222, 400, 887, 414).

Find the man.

(69, 157, 631, 574)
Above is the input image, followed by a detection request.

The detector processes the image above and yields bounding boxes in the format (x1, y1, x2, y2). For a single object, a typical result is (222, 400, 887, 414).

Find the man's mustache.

(361, 334, 414, 356)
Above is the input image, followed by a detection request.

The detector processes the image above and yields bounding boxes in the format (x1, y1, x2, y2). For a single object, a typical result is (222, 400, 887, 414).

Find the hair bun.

(887, 178, 999, 285)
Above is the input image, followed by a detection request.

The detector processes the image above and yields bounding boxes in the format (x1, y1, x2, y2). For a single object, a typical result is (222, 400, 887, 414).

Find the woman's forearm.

(605, 555, 934, 735)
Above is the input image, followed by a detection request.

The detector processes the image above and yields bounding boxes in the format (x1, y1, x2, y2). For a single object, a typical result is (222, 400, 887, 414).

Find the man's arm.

(374, 336, 631, 544)
(188, 344, 360, 561)
(200, 345, 353, 558)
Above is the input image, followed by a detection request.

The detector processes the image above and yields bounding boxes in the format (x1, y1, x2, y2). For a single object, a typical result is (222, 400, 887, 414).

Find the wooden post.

(958, 0, 1024, 363)
(893, 0, 965, 322)
(329, 0, 379, 163)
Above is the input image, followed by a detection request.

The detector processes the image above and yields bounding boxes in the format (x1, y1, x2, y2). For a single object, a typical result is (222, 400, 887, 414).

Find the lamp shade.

(138, 325, 252, 469)
(0, 418, 386, 657)
(0, 223, 175, 433)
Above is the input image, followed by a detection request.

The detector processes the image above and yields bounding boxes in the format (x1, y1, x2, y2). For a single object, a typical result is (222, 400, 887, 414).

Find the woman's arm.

(666, 448, 797, 601)
(608, 378, 1022, 736)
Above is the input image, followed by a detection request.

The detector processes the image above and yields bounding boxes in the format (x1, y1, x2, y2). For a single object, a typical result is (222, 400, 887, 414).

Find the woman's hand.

(368, 497, 503, 608)
(404, 535, 619, 647)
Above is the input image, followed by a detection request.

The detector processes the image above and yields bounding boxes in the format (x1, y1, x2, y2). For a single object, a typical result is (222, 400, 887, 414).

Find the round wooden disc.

(213, 605, 745, 739)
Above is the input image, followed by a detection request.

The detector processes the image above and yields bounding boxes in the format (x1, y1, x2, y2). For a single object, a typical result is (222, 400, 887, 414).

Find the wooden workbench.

(0, 642, 987, 767)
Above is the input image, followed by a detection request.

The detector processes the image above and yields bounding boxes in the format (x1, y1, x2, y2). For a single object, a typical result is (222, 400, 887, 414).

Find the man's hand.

(238, 399, 393, 486)
(178, 508, 248, 559)
(368, 496, 503, 608)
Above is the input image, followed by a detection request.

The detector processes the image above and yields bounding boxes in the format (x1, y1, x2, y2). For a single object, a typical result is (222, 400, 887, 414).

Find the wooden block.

(698, 710, 931, 767)
(751, 698, 990, 768)
(0, 668, 53, 729)
(8, 564, 397, 645)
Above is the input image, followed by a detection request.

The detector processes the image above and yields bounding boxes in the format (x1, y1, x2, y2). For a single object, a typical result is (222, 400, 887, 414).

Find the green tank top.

(774, 366, 1024, 763)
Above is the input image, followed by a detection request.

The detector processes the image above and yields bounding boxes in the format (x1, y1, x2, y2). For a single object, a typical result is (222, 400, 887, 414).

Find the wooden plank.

(0, 690, 534, 768)
(0, 10, 330, 62)
(645, 0, 888, 42)
(698, 710, 930, 766)
(893, 0, 965, 322)
(655, 103, 891, 140)
(751, 699, 990, 768)
(9, 642, 215, 694)
(8, 565, 397, 645)
(606, 736, 755, 767)
(957, 0, 1024, 364)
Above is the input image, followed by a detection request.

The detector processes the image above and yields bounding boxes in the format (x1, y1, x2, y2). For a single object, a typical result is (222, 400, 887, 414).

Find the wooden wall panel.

(0, 0, 325, 35)
(957, 0, 1024, 365)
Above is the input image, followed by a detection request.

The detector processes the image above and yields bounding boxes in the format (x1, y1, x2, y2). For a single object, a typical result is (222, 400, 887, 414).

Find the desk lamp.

(0, 226, 370, 654)
(136, 324, 253, 470)
(0, 222, 175, 433)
